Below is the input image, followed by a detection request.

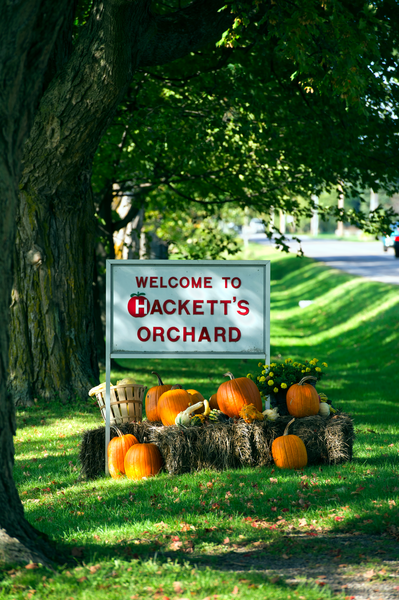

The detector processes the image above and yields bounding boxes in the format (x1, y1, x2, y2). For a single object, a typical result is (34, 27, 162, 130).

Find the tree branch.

(140, 0, 234, 67)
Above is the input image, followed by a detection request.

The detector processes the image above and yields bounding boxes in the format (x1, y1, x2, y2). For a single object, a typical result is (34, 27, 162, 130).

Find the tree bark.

(9, 0, 232, 405)
(0, 0, 70, 566)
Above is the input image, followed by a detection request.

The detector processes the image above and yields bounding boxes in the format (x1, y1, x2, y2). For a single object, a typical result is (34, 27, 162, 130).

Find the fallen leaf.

(363, 569, 375, 579)
(89, 564, 101, 573)
(232, 586, 239, 594)
(25, 563, 39, 570)
(173, 582, 183, 593)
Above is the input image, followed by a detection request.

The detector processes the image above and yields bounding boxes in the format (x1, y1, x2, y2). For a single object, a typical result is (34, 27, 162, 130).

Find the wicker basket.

(93, 383, 147, 425)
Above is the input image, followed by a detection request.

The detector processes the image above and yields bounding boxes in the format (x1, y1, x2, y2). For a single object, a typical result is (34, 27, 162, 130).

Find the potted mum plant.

(248, 358, 328, 415)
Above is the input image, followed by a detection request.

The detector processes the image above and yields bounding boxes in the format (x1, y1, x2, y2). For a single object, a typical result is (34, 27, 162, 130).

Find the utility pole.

(336, 188, 345, 237)
(310, 195, 319, 237)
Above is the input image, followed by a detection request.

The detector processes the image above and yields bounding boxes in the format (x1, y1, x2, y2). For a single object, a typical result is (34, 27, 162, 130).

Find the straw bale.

(79, 412, 354, 479)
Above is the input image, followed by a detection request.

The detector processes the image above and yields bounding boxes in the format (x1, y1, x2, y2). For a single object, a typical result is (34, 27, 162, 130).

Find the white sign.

(107, 260, 270, 358)
(104, 259, 270, 474)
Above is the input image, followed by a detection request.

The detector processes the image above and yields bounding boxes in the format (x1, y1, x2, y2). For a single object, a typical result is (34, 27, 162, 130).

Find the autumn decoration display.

(90, 360, 342, 480)
(271, 418, 308, 470)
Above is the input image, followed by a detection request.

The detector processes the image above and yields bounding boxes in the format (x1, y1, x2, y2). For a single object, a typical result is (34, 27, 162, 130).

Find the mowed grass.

(2, 244, 399, 599)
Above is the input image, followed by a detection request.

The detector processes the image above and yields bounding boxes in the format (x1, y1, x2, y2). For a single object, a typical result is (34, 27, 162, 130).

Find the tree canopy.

(93, 0, 399, 261)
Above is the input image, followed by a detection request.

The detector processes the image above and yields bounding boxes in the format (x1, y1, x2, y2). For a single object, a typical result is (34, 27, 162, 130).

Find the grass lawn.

(2, 244, 399, 599)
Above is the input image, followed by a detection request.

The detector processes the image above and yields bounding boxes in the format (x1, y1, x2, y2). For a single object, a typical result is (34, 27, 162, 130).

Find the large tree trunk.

(10, 185, 99, 404)
(0, 0, 70, 566)
(9, 0, 232, 405)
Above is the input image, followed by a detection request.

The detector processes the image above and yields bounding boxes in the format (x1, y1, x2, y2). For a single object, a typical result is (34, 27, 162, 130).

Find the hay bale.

(325, 413, 355, 464)
(79, 413, 354, 479)
(198, 423, 238, 471)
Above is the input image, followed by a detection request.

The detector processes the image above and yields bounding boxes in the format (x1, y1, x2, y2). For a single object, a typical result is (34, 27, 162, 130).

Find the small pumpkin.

(209, 393, 219, 410)
(158, 385, 191, 426)
(272, 418, 308, 470)
(145, 371, 172, 422)
(217, 372, 262, 418)
(286, 376, 319, 418)
(187, 389, 205, 414)
(124, 441, 163, 480)
(107, 426, 139, 479)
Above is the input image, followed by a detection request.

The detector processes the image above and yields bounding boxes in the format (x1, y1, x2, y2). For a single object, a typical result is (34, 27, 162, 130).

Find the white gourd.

(175, 401, 204, 427)
(262, 407, 280, 421)
(318, 402, 330, 417)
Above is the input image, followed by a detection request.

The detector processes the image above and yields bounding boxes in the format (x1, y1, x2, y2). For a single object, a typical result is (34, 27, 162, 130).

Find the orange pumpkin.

(217, 372, 262, 418)
(158, 385, 191, 426)
(209, 393, 219, 410)
(107, 426, 139, 479)
(187, 389, 205, 414)
(286, 376, 319, 417)
(145, 371, 172, 422)
(124, 442, 163, 480)
(272, 418, 308, 469)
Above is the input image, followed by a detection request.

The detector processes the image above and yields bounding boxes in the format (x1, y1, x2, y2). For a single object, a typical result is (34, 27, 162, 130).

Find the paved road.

(246, 234, 399, 285)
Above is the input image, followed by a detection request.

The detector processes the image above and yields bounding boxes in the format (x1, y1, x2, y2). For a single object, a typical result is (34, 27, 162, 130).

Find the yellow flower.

(258, 362, 263, 367)
(322, 362, 328, 367)
(265, 365, 269, 368)
(268, 380, 274, 386)
(246, 374, 252, 379)
(270, 363, 276, 367)
(306, 367, 311, 373)
(273, 387, 279, 393)
(309, 359, 316, 365)
(262, 370, 266, 374)
(259, 376, 266, 382)
(281, 382, 287, 389)
(315, 367, 321, 372)
(269, 372, 274, 377)
(285, 358, 292, 363)
(313, 358, 319, 363)
(301, 370, 305, 373)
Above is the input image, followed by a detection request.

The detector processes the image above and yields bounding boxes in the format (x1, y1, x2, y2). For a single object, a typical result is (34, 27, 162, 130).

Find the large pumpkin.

(107, 426, 139, 479)
(286, 376, 319, 417)
(272, 418, 308, 469)
(158, 385, 191, 426)
(217, 372, 262, 418)
(124, 442, 163, 480)
(145, 371, 172, 422)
